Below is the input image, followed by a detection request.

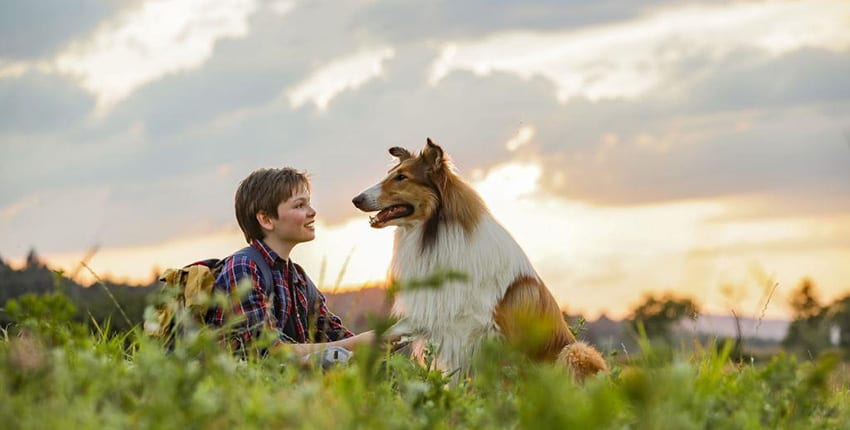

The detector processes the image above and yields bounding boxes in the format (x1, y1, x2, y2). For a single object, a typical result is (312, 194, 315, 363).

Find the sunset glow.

(3, 0, 848, 322)
(13, 148, 849, 320)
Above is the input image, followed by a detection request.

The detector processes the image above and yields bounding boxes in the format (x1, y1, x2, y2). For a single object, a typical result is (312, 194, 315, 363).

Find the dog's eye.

(394, 173, 407, 181)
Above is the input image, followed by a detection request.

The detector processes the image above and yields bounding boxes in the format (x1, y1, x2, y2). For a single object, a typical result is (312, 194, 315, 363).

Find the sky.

(2, 0, 849, 320)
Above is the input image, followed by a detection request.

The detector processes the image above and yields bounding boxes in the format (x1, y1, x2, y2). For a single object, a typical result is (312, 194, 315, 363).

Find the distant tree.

(629, 293, 700, 341)
(826, 295, 850, 350)
(0, 253, 9, 272)
(789, 278, 822, 320)
(0, 259, 155, 334)
(782, 279, 830, 354)
(25, 248, 43, 270)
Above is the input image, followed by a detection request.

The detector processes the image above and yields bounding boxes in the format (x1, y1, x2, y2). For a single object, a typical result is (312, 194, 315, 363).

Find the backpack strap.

(233, 246, 320, 311)
(235, 245, 274, 292)
(292, 263, 321, 311)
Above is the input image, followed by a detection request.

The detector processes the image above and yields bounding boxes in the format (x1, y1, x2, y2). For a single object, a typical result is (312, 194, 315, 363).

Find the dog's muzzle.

(352, 193, 370, 211)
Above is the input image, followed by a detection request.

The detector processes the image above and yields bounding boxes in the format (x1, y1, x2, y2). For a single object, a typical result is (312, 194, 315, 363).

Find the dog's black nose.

(352, 194, 365, 207)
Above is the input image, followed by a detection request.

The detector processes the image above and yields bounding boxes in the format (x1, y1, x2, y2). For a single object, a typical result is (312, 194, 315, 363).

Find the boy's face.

(264, 188, 316, 246)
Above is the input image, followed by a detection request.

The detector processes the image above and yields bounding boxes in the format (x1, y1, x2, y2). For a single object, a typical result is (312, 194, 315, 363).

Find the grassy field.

(2, 292, 850, 429)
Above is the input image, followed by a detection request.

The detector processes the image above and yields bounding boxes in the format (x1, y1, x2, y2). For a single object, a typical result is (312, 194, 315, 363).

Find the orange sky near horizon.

(3, 0, 850, 323)
(10, 153, 850, 321)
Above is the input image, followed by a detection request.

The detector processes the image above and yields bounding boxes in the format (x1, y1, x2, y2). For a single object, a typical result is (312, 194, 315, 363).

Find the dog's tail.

(558, 341, 608, 382)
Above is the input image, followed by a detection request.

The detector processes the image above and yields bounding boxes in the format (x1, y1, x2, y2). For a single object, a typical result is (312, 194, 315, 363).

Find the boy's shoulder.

(215, 246, 276, 288)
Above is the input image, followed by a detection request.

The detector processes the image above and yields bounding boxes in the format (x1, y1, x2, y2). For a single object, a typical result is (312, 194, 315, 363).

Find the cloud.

(0, 161, 242, 258)
(81, 0, 395, 138)
(506, 125, 535, 152)
(0, 122, 149, 203)
(287, 47, 396, 111)
(686, 49, 850, 111)
(535, 102, 850, 210)
(52, 0, 259, 116)
(0, 71, 94, 133)
(469, 159, 850, 318)
(2, 0, 848, 278)
(0, 186, 112, 257)
(428, 0, 850, 103)
(0, 0, 121, 59)
(356, 0, 689, 42)
(0, 196, 40, 224)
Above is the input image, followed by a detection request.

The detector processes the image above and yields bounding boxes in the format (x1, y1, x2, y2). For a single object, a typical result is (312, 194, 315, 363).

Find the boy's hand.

(301, 346, 353, 370)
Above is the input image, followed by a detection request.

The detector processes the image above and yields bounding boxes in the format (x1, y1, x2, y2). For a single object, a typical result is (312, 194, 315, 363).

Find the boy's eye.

(394, 173, 407, 181)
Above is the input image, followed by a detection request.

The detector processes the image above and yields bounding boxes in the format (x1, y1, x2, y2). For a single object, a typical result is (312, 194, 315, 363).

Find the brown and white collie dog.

(352, 139, 607, 381)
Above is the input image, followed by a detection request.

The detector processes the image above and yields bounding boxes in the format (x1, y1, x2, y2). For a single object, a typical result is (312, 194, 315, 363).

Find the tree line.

(0, 250, 154, 333)
(1, 249, 847, 359)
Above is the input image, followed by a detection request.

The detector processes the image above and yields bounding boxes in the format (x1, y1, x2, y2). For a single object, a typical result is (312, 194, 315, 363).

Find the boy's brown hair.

(235, 167, 311, 243)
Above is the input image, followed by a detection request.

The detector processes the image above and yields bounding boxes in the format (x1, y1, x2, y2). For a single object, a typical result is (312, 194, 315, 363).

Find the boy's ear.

(256, 211, 275, 231)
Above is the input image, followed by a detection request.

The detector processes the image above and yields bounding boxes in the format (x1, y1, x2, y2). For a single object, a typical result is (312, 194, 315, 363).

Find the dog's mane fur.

(355, 139, 607, 381)
(416, 151, 486, 253)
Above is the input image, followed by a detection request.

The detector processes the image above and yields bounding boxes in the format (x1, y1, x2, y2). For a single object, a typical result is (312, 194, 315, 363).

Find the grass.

(2, 291, 850, 429)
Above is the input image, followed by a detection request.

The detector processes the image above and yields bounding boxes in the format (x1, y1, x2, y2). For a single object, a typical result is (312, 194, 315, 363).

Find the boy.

(206, 167, 376, 358)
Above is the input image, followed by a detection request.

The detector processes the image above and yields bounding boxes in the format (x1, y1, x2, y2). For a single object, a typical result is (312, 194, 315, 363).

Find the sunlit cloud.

(287, 47, 396, 111)
(0, 196, 40, 223)
(294, 218, 395, 289)
(429, 0, 850, 103)
(506, 125, 535, 152)
(40, 228, 247, 285)
(465, 159, 850, 318)
(0, 60, 36, 79)
(215, 163, 234, 178)
(23, 156, 850, 319)
(38, 218, 395, 290)
(269, 0, 296, 16)
(51, 0, 259, 116)
(2, 0, 848, 325)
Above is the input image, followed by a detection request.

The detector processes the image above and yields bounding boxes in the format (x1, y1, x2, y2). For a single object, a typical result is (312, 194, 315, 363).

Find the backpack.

(144, 246, 324, 346)
(144, 246, 274, 342)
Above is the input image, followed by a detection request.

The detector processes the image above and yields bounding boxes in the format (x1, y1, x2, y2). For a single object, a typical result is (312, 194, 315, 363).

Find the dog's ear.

(421, 138, 445, 170)
(389, 147, 411, 161)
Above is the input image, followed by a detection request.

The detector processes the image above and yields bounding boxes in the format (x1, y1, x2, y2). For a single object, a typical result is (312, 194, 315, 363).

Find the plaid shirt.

(206, 239, 353, 351)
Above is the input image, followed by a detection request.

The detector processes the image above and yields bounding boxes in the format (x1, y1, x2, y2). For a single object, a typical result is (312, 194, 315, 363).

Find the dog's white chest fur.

(390, 215, 537, 372)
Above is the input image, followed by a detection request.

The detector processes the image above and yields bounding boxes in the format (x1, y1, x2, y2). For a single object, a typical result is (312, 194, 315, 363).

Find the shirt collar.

(250, 239, 286, 267)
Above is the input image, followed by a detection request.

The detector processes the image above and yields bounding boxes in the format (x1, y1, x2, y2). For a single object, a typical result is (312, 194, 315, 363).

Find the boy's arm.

(275, 331, 377, 357)
(297, 268, 354, 342)
(210, 255, 295, 350)
(312, 290, 355, 341)
(273, 329, 404, 357)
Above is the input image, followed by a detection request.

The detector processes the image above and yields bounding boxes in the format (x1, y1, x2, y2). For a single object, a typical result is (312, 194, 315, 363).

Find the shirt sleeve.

(208, 255, 295, 351)
(304, 274, 355, 342)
